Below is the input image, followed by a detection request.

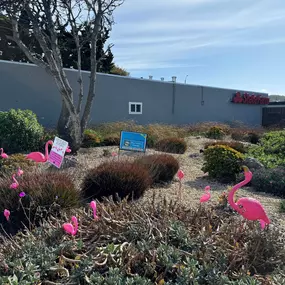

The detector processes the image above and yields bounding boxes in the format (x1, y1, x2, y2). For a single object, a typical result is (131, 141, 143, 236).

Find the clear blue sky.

(110, 0, 285, 95)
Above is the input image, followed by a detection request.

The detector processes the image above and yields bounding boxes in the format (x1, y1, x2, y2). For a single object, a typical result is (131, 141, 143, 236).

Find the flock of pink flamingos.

(0, 140, 270, 236)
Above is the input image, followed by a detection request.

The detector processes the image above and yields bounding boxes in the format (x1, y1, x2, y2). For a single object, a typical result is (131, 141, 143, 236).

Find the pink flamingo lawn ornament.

(10, 174, 19, 189)
(0, 148, 8, 159)
(90, 201, 99, 220)
(17, 167, 24, 177)
(62, 216, 78, 236)
(228, 166, 270, 230)
(26, 140, 53, 163)
(3, 209, 10, 221)
(66, 146, 71, 153)
(200, 186, 211, 203)
(176, 169, 184, 202)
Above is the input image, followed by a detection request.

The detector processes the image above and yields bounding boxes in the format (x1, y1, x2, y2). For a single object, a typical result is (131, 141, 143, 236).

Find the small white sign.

(48, 136, 69, 168)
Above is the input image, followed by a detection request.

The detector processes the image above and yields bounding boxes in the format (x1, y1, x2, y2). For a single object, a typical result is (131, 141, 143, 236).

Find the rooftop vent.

(161, 77, 164, 81)
(149, 75, 153, 80)
(172, 76, 177, 82)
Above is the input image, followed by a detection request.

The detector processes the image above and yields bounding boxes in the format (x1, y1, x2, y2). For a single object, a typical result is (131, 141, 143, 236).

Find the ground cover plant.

(0, 198, 284, 284)
(204, 140, 248, 153)
(247, 130, 285, 168)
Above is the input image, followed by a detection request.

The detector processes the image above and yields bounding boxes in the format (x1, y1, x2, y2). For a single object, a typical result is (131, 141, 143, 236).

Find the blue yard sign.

(119, 131, 147, 152)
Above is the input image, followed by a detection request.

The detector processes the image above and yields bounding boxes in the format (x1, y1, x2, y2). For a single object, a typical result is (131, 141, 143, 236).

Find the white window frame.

(129, 102, 143, 115)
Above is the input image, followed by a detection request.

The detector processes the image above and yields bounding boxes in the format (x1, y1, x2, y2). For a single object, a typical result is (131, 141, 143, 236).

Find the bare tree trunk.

(57, 96, 82, 152)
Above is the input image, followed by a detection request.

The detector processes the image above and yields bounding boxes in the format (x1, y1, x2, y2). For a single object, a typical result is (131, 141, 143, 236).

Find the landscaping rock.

(243, 157, 264, 171)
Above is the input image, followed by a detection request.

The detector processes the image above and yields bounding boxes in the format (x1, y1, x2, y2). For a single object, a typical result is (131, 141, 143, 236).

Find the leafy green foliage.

(202, 145, 244, 182)
(206, 126, 225, 139)
(0, 109, 44, 153)
(81, 129, 102, 148)
(82, 161, 151, 201)
(0, 171, 80, 234)
(135, 154, 179, 185)
(0, 153, 35, 177)
(155, 138, 187, 154)
(251, 167, 285, 197)
(0, 200, 284, 284)
(247, 130, 285, 168)
(204, 140, 248, 153)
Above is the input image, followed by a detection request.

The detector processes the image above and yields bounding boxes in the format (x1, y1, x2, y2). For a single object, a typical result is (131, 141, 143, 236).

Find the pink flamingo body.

(26, 140, 53, 163)
(228, 166, 270, 229)
(62, 216, 78, 236)
(66, 146, 71, 153)
(90, 201, 99, 220)
(200, 186, 211, 203)
(0, 148, 8, 159)
(3, 209, 10, 221)
(17, 167, 24, 176)
(10, 174, 19, 189)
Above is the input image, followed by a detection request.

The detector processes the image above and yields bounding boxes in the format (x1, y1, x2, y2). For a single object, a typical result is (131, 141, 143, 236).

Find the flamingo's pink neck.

(12, 174, 18, 185)
(228, 172, 252, 211)
(0, 148, 3, 155)
(72, 217, 78, 235)
(45, 141, 52, 160)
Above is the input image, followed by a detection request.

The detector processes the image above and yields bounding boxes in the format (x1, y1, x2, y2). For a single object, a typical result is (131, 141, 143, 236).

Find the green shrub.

(251, 167, 285, 197)
(82, 129, 102, 148)
(206, 126, 225, 139)
(82, 161, 151, 201)
(155, 137, 187, 154)
(0, 153, 35, 177)
(0, 109, 44, 153)
(135, 154, 179, 184)
(0, 171, 80, 234)
(204, 140, 247, 153)
(247, 130, 285, 168)
(202, 145, 244, 182)
(39, 129, 57, 152)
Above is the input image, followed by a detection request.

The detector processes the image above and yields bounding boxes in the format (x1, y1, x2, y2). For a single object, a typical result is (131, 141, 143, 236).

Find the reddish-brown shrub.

(135, 154, 179, 184)
(204, 140, 248, 153)
(82, 161, 151, 201)
(155, 138, 187, 154)
(0, 172, 80, 234)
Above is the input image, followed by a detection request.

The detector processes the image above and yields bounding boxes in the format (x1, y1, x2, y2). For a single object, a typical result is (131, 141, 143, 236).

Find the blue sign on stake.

(119, 131, 147, 152)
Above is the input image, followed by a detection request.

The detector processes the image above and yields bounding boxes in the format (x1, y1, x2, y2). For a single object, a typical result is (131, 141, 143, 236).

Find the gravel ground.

(62, 136, 285, 228)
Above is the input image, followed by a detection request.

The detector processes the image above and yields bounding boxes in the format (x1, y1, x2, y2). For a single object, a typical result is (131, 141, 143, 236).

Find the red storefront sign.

(232, 92, 269, 105)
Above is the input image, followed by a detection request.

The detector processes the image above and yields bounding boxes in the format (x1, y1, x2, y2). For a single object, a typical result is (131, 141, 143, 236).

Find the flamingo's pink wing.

(26, 152, 46, 162)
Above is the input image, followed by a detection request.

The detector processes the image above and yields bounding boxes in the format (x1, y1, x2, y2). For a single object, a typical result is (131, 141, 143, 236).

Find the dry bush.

(0, 171, 80, 234)
(231, 128, 264, 144)
(204, 140, 248, 153)
(155, 137, 187, 154)
(135, 154, 179, 185)
(0, 153, 35, 177)
(90, 121, 188, 149)
(82, 161, 151, 201)
(187, 122, 231, 135)
(102, 135, 120, 146)
(0, 197, 284, 284)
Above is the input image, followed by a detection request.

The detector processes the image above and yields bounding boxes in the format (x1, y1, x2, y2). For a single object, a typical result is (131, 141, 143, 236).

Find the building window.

(129, 102, 142, 114)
